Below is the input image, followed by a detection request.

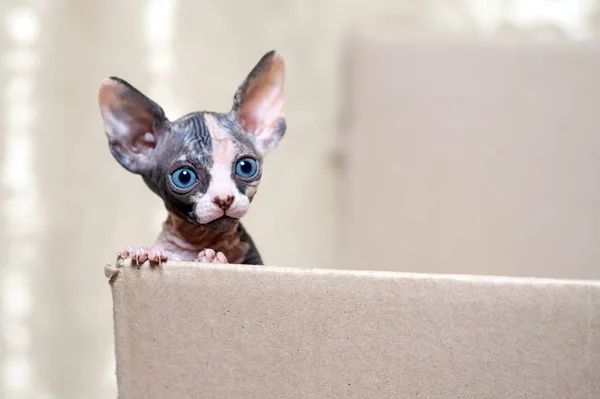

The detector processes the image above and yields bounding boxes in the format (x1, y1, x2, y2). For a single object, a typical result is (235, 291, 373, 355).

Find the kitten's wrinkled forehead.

(170, 112, 261, 163)
(175, 112, 213, 155)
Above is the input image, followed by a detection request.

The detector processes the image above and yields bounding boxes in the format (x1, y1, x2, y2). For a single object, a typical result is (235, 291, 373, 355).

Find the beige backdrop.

(1, 0, 600, 398)
(340, 31, 600, 279)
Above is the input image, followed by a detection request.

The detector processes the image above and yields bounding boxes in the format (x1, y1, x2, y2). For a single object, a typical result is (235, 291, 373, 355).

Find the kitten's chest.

(157, 221, 250, 263)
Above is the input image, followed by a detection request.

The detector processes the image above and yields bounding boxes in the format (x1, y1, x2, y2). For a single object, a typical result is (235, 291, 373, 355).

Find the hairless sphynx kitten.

(98, 51, 286, 265)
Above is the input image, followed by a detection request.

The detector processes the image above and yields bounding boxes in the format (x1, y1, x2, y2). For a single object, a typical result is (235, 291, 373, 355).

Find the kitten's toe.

(215, 251, 228, 264)
(119, 245, 134, 257)
(148, 246, 169, 264)
(196, 248, 215, 263)
(196, 248, 228, 264)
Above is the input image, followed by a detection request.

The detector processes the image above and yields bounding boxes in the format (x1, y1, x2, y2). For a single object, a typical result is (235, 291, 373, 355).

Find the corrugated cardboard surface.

(108, 259, 600, 398)
(340, 32, 600, 279)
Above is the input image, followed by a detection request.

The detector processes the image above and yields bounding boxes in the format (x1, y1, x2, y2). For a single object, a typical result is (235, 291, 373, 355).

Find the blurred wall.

(1, 0, 600, 398)
(341, 31, 600, 279)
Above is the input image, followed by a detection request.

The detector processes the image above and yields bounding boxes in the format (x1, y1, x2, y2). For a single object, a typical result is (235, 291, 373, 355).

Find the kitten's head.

(98, 51, 285, 232)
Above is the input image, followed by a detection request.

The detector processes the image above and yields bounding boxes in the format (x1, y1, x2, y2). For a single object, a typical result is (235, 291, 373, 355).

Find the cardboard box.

(106, 258, 600, 398)
(339, 32, 600, 279)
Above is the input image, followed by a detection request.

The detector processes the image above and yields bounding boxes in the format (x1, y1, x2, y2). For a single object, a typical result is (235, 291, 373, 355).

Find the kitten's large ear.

(98, 77, 168, 174)
(231, 51, 286, 156)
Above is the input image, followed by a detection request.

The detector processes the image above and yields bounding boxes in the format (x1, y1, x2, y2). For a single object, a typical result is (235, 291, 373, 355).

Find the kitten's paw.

(119, 245, 178, 265)
(196, 248, 228, 264)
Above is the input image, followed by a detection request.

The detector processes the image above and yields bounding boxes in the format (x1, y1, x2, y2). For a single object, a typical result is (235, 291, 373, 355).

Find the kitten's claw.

(196, 248, 228, 264)
(119, 245, 175, 265)
(147, 247, 170, 265)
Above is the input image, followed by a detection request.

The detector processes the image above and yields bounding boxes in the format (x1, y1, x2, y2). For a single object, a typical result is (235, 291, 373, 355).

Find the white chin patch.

(193, 198, 226, 224)
(225, 195, 250, 219)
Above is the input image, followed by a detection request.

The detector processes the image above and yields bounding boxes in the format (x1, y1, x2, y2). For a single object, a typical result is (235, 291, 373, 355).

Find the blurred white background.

(0, 0, 599, 398)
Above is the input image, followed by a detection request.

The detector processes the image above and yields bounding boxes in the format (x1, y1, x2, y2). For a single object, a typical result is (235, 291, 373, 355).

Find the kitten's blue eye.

(170, 167, 198, 189)
(235, 157, 258, 179)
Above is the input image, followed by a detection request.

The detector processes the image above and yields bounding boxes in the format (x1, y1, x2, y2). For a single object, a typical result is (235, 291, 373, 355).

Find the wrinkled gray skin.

(98, 51, 286, 265)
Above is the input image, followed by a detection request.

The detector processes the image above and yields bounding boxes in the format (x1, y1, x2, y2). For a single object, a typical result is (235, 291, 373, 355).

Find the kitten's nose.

(213, 195, 234, 211)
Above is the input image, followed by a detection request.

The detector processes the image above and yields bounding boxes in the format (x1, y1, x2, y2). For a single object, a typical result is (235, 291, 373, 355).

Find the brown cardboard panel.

(340, 33, 600, 279)
(108, 259, 600, 399)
